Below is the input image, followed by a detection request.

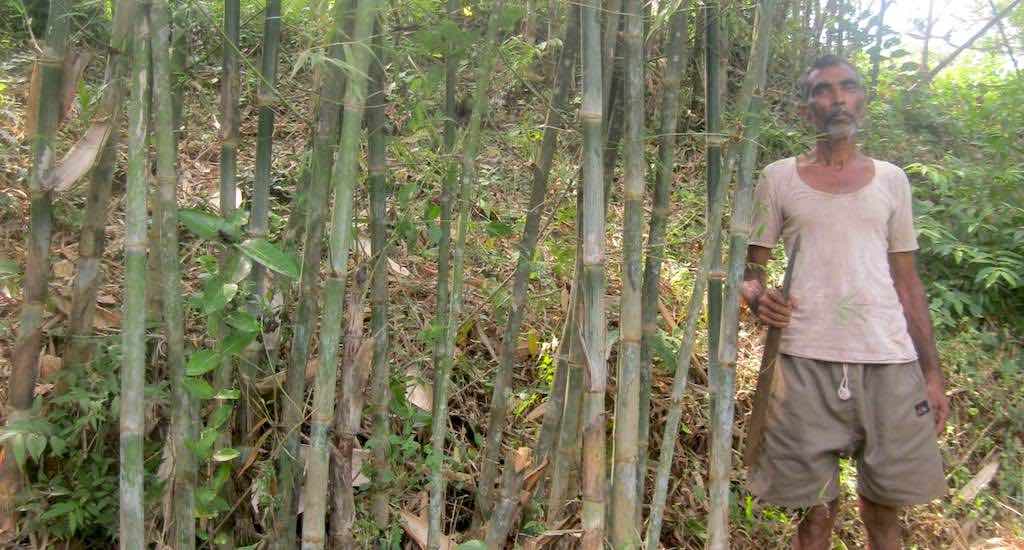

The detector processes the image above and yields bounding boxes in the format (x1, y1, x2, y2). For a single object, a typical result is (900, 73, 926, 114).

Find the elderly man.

(741, 55, 949, 549)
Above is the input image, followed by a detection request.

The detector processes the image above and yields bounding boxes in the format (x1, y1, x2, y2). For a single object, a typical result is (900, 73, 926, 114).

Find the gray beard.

(824, 119, 858, 141)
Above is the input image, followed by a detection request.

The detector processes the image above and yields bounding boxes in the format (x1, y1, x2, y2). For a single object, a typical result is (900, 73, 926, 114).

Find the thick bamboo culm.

(65, 0, 134, 369)
(427, 0, 459, 544)
(118, 4, 150, 547)
(637, 0, 691, 516)
(610, 0, 644, 546)
(431, 1, 504, 544)
(475, 3, 580, 521)
(301, 1, 379, 547)
(366, 25, 392, 532)
(0, 0, 69, 527)
(274, 0, 352, 543)
(579, 1, 608, 548)
(150, 0, 196, 545)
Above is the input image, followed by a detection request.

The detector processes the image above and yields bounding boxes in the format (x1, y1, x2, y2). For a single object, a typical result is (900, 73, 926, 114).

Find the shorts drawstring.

(838, 363, 852, 401)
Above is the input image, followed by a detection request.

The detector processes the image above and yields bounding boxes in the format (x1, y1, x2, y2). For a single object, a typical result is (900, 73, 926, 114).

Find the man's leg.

(858, 495, 902, 550)
(792, 498, 839, 550)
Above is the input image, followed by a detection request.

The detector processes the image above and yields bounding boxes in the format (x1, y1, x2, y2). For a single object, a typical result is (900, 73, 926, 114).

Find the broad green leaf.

(185, 350, 221, 376)
(26, 433, 46, 462)
(179, 209, 238, 241)
(221, 329, 257, 357)
(213, 448, 240, 462)
(0, 258, 19, 277)
(236, 238, 300, 280)
(200, 279, 237, 315)
(457, 542, 487, 550)
(226, 311, 259, 334)
(213, 389, 241, 400)
(183, 376, 216, 400)
(208, 404, 233, 430)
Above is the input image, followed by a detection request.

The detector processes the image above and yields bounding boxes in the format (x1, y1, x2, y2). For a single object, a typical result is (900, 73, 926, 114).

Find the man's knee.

(859, 495, 903, 550)
(794, 499, 839, 550)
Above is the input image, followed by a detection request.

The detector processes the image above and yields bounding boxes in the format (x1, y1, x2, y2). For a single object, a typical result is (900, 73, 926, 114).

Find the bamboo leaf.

(180, 208, 238, 241)
(212, 448, 240, 462)
(183, 376, 216, 400)
(213, 389, 241, 400)
(235, 238, 300, 280)
(185, 350, 221, 376)
(221, 329, 256, 357)
(226, 311, 260, 334)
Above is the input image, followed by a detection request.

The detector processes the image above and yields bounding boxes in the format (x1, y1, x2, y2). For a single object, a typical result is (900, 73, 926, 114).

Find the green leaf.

(185, 350, 221, 376)
(456, 541, 488, 550)
(200, 279, 238, 315)
(208, 404, 233, 430)
(236, 238, 300, 280)
(226, 311, 260, 334)
(183, 377, 216, 400)
(25, 433, 46, 462)
(213, 448, 241, 462)
(221, 329, 257, 357)
(0, 258, 19, 277)
(213, 389, 242, 400)
(179, 209, 238, 241)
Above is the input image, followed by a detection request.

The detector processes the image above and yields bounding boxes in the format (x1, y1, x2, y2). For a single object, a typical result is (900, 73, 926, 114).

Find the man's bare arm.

(890, 251, 949, 433)
(742, 245, 795, 328)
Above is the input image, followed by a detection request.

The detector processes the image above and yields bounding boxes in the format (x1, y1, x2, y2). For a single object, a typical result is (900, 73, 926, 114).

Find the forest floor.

(1, 29, 1022, 550)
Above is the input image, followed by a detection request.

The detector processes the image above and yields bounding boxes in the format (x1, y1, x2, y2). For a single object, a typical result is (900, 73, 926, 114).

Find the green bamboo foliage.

(65, 0, 135, 368)
(430, 1, 504, 544)
(366, 24, 392, 532)
(1, 0, 69, 522)
(475, 4, 580, 520)
(427, 0, 459, 543)
(249, 0, 283, 301)
(580, 1, 607, 547)
(637, 1, 690, 515)
(119, 5, 150, 547)
(301, 1, 379, 547)
(151, 0, 194, 545)
(274, 0, 352, 542)
(610, 0, 643, 545)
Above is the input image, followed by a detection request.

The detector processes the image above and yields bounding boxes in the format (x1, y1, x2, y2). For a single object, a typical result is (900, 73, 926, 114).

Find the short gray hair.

(797, 55, 862, 101)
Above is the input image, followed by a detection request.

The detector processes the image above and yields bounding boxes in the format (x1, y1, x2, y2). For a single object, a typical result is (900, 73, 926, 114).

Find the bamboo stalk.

(0, 0, 69, 526)
(427, 0, 459, 544)
(430, 2, 504, 545)
(151, 0, 194, 545)
(249, 0, 282, 303)
(610, 0, 643, 545)
(301, 1, 379, 547)
(484, 449, 528, 547)
(474, 4, 579, 522)
(723, 0, 775, 181)
(579, 2, 607, 547)
(119, 6, 150, 547)
(637, 1, 691, 518)
(366, 23, 392, 532)
(65, 0, 135, 369)
(601, 0, 623, 106)
(274, 0, 352, 544)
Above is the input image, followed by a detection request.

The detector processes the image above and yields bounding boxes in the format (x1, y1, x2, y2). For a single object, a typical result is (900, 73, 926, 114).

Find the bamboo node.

(706, 134, 728, 147)
(709, 270, 727, 281)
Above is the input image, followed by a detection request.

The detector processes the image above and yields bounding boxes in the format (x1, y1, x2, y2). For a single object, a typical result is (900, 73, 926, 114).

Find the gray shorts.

(747, 354, 947, 508)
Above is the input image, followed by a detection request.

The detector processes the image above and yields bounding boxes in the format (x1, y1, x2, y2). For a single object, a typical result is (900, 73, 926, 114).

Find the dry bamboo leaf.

(53, 259, 74, 279)
(524, 401, 547, 423)
(46, 121, 113, 192)
(513, 447, 532, 473)
(958, 453, 1000, 502)
(405, 368, 432, 411)
(399, 509, 454, 550)
(38, 354, 62, 380)
(93, 306, 121, 330)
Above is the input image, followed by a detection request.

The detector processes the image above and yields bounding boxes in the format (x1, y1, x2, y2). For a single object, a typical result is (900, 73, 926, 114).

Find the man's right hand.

(753, 287, 797, 328)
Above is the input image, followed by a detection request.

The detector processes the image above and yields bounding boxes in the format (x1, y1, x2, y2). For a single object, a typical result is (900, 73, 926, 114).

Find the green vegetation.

(0, 0, 1020, 548)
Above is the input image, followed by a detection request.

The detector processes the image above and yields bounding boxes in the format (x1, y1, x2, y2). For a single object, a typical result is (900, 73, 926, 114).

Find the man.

(741, 55, 950, 549)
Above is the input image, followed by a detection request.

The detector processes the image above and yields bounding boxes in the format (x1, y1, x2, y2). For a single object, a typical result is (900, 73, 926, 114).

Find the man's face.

(800, 63, 866, 141)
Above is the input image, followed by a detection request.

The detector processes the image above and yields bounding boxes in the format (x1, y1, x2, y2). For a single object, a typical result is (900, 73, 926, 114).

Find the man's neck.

(811, 137, 860, 168)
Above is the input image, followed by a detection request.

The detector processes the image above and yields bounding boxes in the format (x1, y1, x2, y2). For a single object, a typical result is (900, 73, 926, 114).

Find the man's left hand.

(924, 374, 949, 435)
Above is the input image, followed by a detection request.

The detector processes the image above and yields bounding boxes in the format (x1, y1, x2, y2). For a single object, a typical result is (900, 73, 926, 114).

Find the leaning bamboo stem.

(723, 0, 775, 182)
(366, 24, 392, 532)
(474, 5, 579, 521)
(637, 1, 690, 517)
(65, 0, 135, 368)
(274, 0, 352, 544)
(610, 0, 643, 546)
(301, 1, 379, 548)
(151, 0, 194, 545)
(427, 0, 459, 544)
(580, 2, 607, 548)
(119, 6, 150, 548)
(430, 1, 504, 545)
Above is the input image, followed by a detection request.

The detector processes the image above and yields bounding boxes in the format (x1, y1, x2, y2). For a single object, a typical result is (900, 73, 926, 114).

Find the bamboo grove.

(4, 0, 955, 547)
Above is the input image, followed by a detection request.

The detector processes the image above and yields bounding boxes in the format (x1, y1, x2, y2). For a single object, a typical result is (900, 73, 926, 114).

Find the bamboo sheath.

(119, 6, 149, 547)
(430, 2, 504, 545)
(274, 0, 352, 544)
(637, 1, 691, 517)
(610, 0, 644, 546)
(150, 0, 197, 545)
(580, 2, 607, 548)
(475, 3, 580, 521)
(302, 1, 379, 547)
